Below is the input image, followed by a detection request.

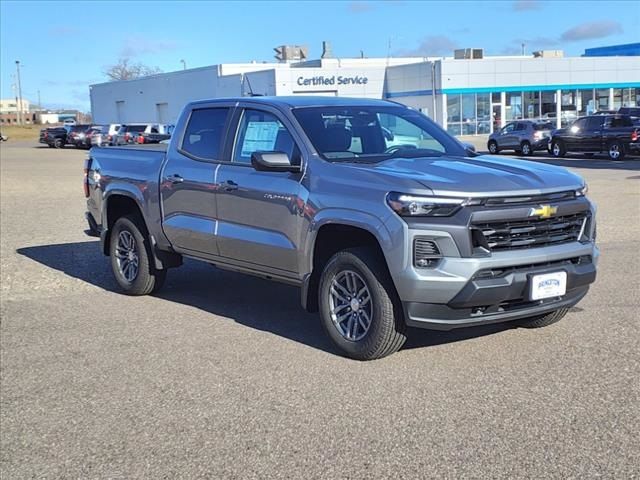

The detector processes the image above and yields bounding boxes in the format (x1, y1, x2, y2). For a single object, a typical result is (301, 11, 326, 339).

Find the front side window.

(571, 118, 588, 131)
(293, 106, 462, 163)
(502, 123, 516, 134)
(181, 108, 230, 160)
(233, 109, 299, 164)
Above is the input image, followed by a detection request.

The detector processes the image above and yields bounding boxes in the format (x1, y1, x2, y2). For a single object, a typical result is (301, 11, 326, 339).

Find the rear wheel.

(318, 248, 407, 360)
(607, 140, 626, 161)
(551, 140, 565, 158)
(520, 141, 533, 156)
(516, 308, 568, 328)
(53, 138, 64, 148)
(110, 215, 166, 295)
(488, 140, 499, 154)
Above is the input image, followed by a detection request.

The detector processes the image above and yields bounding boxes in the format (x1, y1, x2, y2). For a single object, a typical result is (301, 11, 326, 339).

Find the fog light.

(414, 238, 441, 268)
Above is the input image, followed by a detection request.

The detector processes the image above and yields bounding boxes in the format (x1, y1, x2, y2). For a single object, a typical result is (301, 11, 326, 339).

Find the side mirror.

(461, 142, 476, 155)
(251, 151, 301, 172)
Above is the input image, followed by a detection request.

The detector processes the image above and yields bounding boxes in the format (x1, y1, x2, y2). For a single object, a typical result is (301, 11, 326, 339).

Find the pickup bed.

(549, 114, 639, 160)
(85, 96, 598, 360)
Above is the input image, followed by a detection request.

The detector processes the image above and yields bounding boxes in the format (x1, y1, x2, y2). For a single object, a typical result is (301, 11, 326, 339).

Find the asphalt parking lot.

(1, 141, 639, 478)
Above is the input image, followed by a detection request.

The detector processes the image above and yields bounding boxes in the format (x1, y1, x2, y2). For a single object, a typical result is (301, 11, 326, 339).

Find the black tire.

(516, 308, 568, 329)
(520, 141, 533, 156)
(318, 247, 407, 360)
(551, 139, 566, 158)
(607, 140, 626, 161)
(53, 138, 64, 148)
(488, 140, 499, 154)
(109, 215, 166, 295)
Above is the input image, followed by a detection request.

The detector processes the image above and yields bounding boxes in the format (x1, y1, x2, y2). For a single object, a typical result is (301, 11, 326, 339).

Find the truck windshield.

(293, 106, 466, 162)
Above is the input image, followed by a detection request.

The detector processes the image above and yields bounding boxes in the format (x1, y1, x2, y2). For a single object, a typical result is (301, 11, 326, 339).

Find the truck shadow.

(17, 241, 512, 357)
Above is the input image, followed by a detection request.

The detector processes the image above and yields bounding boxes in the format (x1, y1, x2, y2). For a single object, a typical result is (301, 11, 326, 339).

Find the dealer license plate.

(530, 272, 567, 300)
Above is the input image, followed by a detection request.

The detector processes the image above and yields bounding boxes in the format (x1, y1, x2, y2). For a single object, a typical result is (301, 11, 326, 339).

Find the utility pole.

(37, 90, 41, 110)
(15, 60, 24, 125)
(180, 59, 186, 70)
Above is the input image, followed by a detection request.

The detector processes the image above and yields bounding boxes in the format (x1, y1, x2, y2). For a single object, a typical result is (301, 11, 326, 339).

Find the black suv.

(549, 115, 639, 160)
(39, 127, 69, 148)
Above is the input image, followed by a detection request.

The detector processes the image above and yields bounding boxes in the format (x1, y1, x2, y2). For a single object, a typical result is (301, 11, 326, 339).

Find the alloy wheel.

(114, 230, 139, 282)
(609, 144, 620, 159)
(328, 270, 373, 341)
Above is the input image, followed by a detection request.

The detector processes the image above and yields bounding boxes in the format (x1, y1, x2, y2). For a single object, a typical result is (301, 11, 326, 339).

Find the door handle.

(166, 174, 184, 184)
(222, 180, 238, 191)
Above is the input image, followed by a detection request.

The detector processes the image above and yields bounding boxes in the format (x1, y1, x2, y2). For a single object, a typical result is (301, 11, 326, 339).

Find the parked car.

(111, 124, 171, 145)
(89, 124, 121, 147)
(135, 124, 175, 144)
(66, 125, 94, 148)
(39, 127, 68, 148)
(62, 119, 76, 126)
(0, 132, 7, 142)
(84, 96, 598, 360)
(549, 114, 640, 160)
(487, 120, 553, 156)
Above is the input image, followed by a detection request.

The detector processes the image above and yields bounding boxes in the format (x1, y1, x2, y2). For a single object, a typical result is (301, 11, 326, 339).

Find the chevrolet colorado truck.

(84, 97, 598, 360)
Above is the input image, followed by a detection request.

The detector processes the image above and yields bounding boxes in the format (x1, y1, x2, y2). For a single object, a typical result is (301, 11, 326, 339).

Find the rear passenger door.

(214, 105, 306, 275)
(160, 105, 232, 256)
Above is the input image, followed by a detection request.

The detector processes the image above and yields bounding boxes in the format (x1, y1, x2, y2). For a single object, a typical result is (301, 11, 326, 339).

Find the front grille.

(472, 212, 588, 251)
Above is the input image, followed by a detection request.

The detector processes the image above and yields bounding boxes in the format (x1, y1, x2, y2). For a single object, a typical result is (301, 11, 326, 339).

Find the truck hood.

(345, 155, 585, 197)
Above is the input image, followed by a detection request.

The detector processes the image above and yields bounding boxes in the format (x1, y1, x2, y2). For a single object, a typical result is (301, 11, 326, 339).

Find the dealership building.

(90, 44, 640, 135)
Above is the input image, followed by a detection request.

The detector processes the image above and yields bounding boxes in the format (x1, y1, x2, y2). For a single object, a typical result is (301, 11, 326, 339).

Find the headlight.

(576, 183, 588, 197)
(386, 192, 466, 217)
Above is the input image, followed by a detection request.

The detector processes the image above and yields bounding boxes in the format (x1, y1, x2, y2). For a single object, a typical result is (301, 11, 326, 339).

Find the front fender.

(301, 208, 396, 276)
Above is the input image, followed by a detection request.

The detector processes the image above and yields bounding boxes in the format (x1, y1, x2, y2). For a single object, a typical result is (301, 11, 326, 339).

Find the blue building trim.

(583, 43, 640, 57)
(386, 82, 640, 98)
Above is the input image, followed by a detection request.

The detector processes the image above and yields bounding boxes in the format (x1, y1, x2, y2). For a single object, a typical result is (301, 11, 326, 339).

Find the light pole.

(180, 59, 186, 70)
(15, 60, 24, 125)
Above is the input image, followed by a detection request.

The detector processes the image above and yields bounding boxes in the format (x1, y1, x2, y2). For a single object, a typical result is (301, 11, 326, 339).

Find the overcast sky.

(1, 0, 638, 111)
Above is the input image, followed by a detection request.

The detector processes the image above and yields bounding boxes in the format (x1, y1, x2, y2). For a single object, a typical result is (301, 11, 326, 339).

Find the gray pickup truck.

(84, 97, 598, 360)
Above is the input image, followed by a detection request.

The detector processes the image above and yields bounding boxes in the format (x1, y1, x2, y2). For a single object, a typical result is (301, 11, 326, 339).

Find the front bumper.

(404, 252, 596, 330)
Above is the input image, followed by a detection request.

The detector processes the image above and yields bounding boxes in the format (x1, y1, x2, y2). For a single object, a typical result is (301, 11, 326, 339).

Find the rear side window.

(606, 116, 632, 128)
(533, 122, 553, 130)
(181, 108, 229, 160)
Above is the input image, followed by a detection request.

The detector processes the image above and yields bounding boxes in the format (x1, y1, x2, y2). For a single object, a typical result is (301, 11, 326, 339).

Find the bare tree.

(103, 58, 162, 81)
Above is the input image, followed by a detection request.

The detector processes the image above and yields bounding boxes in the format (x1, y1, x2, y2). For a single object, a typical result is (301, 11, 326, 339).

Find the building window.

(446, 94, 461, 135)
(522, 91, 540, 119)
(461, 94, 475, 134)
(596, 89, 609, 111)
(577, 89, 595, 116)
(613, 88, 623, 110)
(505, 92, 523, 121)
(476, 93, 490, 134)
(561, 90, 578, 127)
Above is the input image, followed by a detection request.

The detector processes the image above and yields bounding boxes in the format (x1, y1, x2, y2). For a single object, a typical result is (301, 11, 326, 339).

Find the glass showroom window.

(461, 94, 476, 135)
(577, 89, 595, 116)
(541, 91, 556, 118)
(561, 90, 578, 127)
(612, 88, 623, 110)
(596, 89, 610, 111)
(523, 91, 540, 119)
(447, 94, 461, 136)
(477, 93, 491, 134)
(621, 87, 639, 107)
(505, 92, 523, 121)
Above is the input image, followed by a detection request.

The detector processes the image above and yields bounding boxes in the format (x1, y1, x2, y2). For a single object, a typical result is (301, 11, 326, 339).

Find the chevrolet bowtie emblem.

(529, 205, 558, 219)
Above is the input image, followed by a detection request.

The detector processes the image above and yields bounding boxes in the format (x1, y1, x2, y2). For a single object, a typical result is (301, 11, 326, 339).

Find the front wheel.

(551, 140, 565, 158)
(318, 248, 407, 360)
(607, 140, 626, 161)
(110, 215, 166, 295)
(53, 138, 64, 148)
(516, 308, 568, 328)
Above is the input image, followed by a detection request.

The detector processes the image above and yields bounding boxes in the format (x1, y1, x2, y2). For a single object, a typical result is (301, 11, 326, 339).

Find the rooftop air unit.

(454, 48, 484, 59)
